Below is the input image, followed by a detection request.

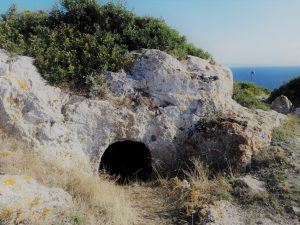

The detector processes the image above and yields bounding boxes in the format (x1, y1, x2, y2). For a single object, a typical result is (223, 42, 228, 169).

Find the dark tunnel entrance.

(99, 140, 152, 183)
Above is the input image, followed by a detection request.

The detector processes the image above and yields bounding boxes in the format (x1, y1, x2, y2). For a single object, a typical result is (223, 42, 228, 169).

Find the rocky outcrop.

(271, 95, 293, 115)
(0, 49, 285, 172)
(184, 107, 284, 167)
(0, 175, 72, 224)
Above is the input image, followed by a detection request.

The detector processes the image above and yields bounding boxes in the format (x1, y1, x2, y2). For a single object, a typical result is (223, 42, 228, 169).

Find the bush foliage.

(269, 76, 300, 107)
(0, 0, 211, 93)
(233, 82, 271, 110)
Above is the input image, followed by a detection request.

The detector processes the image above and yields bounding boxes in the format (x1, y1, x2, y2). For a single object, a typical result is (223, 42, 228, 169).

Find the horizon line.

(225, 63, 300, 68)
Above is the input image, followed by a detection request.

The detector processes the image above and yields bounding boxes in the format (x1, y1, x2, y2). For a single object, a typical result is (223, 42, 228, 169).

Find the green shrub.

(0, 0, 210, 93)
(85, 72, 107, 98)
(233, 82, 271, 110)
(269, 76, 300, 107)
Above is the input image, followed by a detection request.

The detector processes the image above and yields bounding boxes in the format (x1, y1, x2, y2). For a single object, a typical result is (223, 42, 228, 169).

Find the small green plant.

(85, 73, 108, 98)
(271, 128, 288, 146)
(233, 82, 271, 110)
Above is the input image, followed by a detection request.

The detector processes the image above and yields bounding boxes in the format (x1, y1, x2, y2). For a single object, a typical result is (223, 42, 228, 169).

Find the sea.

(229, 66, 300, 90)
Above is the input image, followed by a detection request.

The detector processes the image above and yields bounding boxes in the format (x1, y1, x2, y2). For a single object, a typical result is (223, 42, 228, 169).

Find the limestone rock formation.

(271, 95, 293, 115)
(184, 107, 285, 167)
(0, 49, 285, 172)
(0, 175, 72, 224)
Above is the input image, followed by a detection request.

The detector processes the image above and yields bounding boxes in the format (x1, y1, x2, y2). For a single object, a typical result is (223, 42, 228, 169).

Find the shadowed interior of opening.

(99, 140, 152, 182)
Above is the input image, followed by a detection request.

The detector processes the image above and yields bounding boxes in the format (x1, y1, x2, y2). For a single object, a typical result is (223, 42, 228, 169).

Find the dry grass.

(0, 128, 234, 225)
(152, 159, 231, 224)
(0, 130, 140, 225)
(251, 145, 288, 170)
(184, 159, 230, 201)
(271, 114, 300, 146)
(118, 96, 135, 109)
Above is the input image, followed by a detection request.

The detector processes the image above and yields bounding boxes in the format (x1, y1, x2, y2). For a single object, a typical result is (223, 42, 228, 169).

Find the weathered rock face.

(184, 106, 284, 167)
(271, 95, 293, 115)
(0, 175, 72, 224)
(0, 49, 285, 172)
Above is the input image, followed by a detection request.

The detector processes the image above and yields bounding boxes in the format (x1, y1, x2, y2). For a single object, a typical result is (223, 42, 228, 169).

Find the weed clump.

(233, 82, 270, 110)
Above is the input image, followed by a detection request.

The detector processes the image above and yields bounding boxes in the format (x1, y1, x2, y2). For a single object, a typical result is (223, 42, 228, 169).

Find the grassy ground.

(233, 82, 271, 110)
(233, 115, 300, 223)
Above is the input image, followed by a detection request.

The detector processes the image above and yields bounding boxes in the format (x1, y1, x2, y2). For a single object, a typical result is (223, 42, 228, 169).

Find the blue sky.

(0, 0, 300, 66)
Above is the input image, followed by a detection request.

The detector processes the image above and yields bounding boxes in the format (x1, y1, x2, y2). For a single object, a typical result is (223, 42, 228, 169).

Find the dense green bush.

(0, 0, 211, 94)
(233, 82, 271, 110)
(269, 76, 300, 107)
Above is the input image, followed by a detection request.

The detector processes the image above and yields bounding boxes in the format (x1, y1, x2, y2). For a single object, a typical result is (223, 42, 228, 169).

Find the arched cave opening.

(99, 140, 152, 183)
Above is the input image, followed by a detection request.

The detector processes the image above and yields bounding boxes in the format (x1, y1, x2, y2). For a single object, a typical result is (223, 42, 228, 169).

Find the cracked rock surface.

(0, 49, 285, 172)
(0, 175, 72, 224)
